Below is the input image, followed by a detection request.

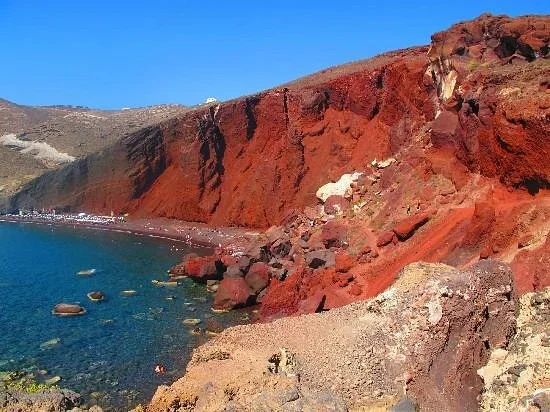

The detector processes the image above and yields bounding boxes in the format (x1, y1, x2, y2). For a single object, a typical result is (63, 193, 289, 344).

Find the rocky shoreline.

(143, 261, 550, 411)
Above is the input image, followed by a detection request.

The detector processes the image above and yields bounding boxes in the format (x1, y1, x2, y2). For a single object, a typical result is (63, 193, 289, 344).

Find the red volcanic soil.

(8, 14, 550, 317)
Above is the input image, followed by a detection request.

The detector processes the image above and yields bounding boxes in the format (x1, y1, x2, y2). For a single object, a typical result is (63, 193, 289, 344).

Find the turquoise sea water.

(0, 222, 245, 410)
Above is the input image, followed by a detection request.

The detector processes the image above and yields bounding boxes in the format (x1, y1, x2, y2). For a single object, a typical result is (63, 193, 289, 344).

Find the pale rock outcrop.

(479, 287, 550, 412)
(316, 172, 363, 202)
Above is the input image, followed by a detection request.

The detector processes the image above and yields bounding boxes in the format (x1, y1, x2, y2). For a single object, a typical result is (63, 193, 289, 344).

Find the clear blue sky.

(0, 1, 547, 109)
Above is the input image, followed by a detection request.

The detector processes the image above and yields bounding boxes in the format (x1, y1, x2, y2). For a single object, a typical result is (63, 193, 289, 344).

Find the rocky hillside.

(0, 99, 189, 204)
(7, 15, 549, 227)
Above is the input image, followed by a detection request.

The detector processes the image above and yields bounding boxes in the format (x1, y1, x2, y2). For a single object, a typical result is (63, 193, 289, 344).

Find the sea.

(0, 222, 247, 410)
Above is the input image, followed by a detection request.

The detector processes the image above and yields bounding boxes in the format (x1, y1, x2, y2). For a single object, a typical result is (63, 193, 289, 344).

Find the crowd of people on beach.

(2, 210, 125, 226)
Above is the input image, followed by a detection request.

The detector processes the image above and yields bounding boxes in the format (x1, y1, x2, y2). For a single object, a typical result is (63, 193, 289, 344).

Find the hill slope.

(7, 15, 549, 230)
(0, 99, 189, 203)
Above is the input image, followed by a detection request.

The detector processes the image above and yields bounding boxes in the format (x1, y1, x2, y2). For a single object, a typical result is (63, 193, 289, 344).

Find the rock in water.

(52, 303, 86, 316)
(39, 338, 60, 350)
(87, 291, 105, 301)
(76, 268, 96, 276)
(182, 318, 201, 326)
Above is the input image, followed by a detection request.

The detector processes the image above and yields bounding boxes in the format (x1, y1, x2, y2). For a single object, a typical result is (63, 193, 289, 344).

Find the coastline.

(0, 216, 260, 251)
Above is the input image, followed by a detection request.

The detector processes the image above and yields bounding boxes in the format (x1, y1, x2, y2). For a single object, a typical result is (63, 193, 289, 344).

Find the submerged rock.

(181, 318, 201, 326)
(39, 338, 60, 350)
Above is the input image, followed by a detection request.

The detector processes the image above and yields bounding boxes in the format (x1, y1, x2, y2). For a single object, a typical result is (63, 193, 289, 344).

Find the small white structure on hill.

(205, 97, 218, 104)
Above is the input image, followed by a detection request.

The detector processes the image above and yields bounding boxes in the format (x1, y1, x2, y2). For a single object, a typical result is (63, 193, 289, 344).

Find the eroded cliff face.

(9, 47, 437, 227)
(9, 16, 549, 231)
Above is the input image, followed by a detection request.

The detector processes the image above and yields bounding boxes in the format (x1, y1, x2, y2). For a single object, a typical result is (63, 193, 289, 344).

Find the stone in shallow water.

(151, 279, 179, 287)
(87, 291, 105, 301)
(40, 338, 60, 350)
(76, 268, 96, 276)
(52, 303, 86, 316)
(182, 318, 201, 326)
(44, 375, 61, 385)
(120, 290, 137, 296)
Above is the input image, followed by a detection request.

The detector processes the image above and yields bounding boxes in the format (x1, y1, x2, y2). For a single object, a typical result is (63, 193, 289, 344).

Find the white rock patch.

(0, 133, 75, 166)
(316, 172, 363, 202)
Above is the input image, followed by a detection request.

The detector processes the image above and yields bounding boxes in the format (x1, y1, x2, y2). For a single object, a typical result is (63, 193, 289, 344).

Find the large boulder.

(376, 230, 396, 247)
(305, 249, 335, 269)
(212, 277, 253, 311)
(321, 220, 348, 249)
(52, 303, 86, 316)
(511, 234, 550, 293)
(392, 212, 430, 241)
(183, 255, 224, 282)
(245, 262, 271, 294)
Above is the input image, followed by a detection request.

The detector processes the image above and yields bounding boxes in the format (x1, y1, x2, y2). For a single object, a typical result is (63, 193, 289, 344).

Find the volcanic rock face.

(144, 261, 517, 412)
(7, 15, 549, 236)
(8, 46, 435, 225)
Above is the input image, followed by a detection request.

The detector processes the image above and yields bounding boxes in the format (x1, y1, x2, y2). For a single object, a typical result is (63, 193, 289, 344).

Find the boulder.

(52, 303, 86, 316)
(224, 264, 244, 278)
(246, 244, 271, 263)
(334, 252, 355, 273)
(245, 262, 271, 294)
(349, 283, 362, 296)
(237, 255, 251, 272)
(297, 293, 326, 315)
(206, 279, 220, 293)
(323, 195, 351, 215)
(376, 231, 396, 247)
(270, 238, 292, 258)
(265, 226, 287, 245)
(305, 249, 335, 269)
(321, 220, 348, 248)
(184, 255, 224, 282)
(511, 234, 550, 293)
(0, 388, 81, 411)
(205, 318, 224, 335)
(212, 277, 253, 311)
(86, 291, 105, 302)
(392, 213, 430, 240)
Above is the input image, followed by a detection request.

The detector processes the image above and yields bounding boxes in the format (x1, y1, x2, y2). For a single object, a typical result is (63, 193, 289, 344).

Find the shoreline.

(0, 216, 260, 252)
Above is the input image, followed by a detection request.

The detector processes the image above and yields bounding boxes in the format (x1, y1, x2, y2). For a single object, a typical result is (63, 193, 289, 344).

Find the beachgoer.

(154, 364, 165, 374)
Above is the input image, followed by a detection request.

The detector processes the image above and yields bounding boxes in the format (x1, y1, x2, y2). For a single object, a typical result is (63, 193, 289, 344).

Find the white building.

(205, 97, 218, 104)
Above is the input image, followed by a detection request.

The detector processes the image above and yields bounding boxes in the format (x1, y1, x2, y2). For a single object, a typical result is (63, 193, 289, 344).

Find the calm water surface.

(0, 222, 246, 410)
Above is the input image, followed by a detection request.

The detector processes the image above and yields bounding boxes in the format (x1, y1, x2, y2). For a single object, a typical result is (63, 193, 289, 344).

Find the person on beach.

(154, 364, 165, 374)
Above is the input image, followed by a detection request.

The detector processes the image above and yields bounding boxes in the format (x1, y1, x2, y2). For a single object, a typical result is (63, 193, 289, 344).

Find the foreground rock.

(0, 387, 81, 412)
(479, 287, 550, 411)
(145, 260, 516, 411)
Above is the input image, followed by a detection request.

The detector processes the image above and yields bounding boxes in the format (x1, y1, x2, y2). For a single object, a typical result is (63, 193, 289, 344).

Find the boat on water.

(76, 268, 96, 276)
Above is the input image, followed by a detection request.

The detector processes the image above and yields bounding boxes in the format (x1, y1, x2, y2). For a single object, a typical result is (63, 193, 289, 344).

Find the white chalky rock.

(316, 172, 363, 202)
